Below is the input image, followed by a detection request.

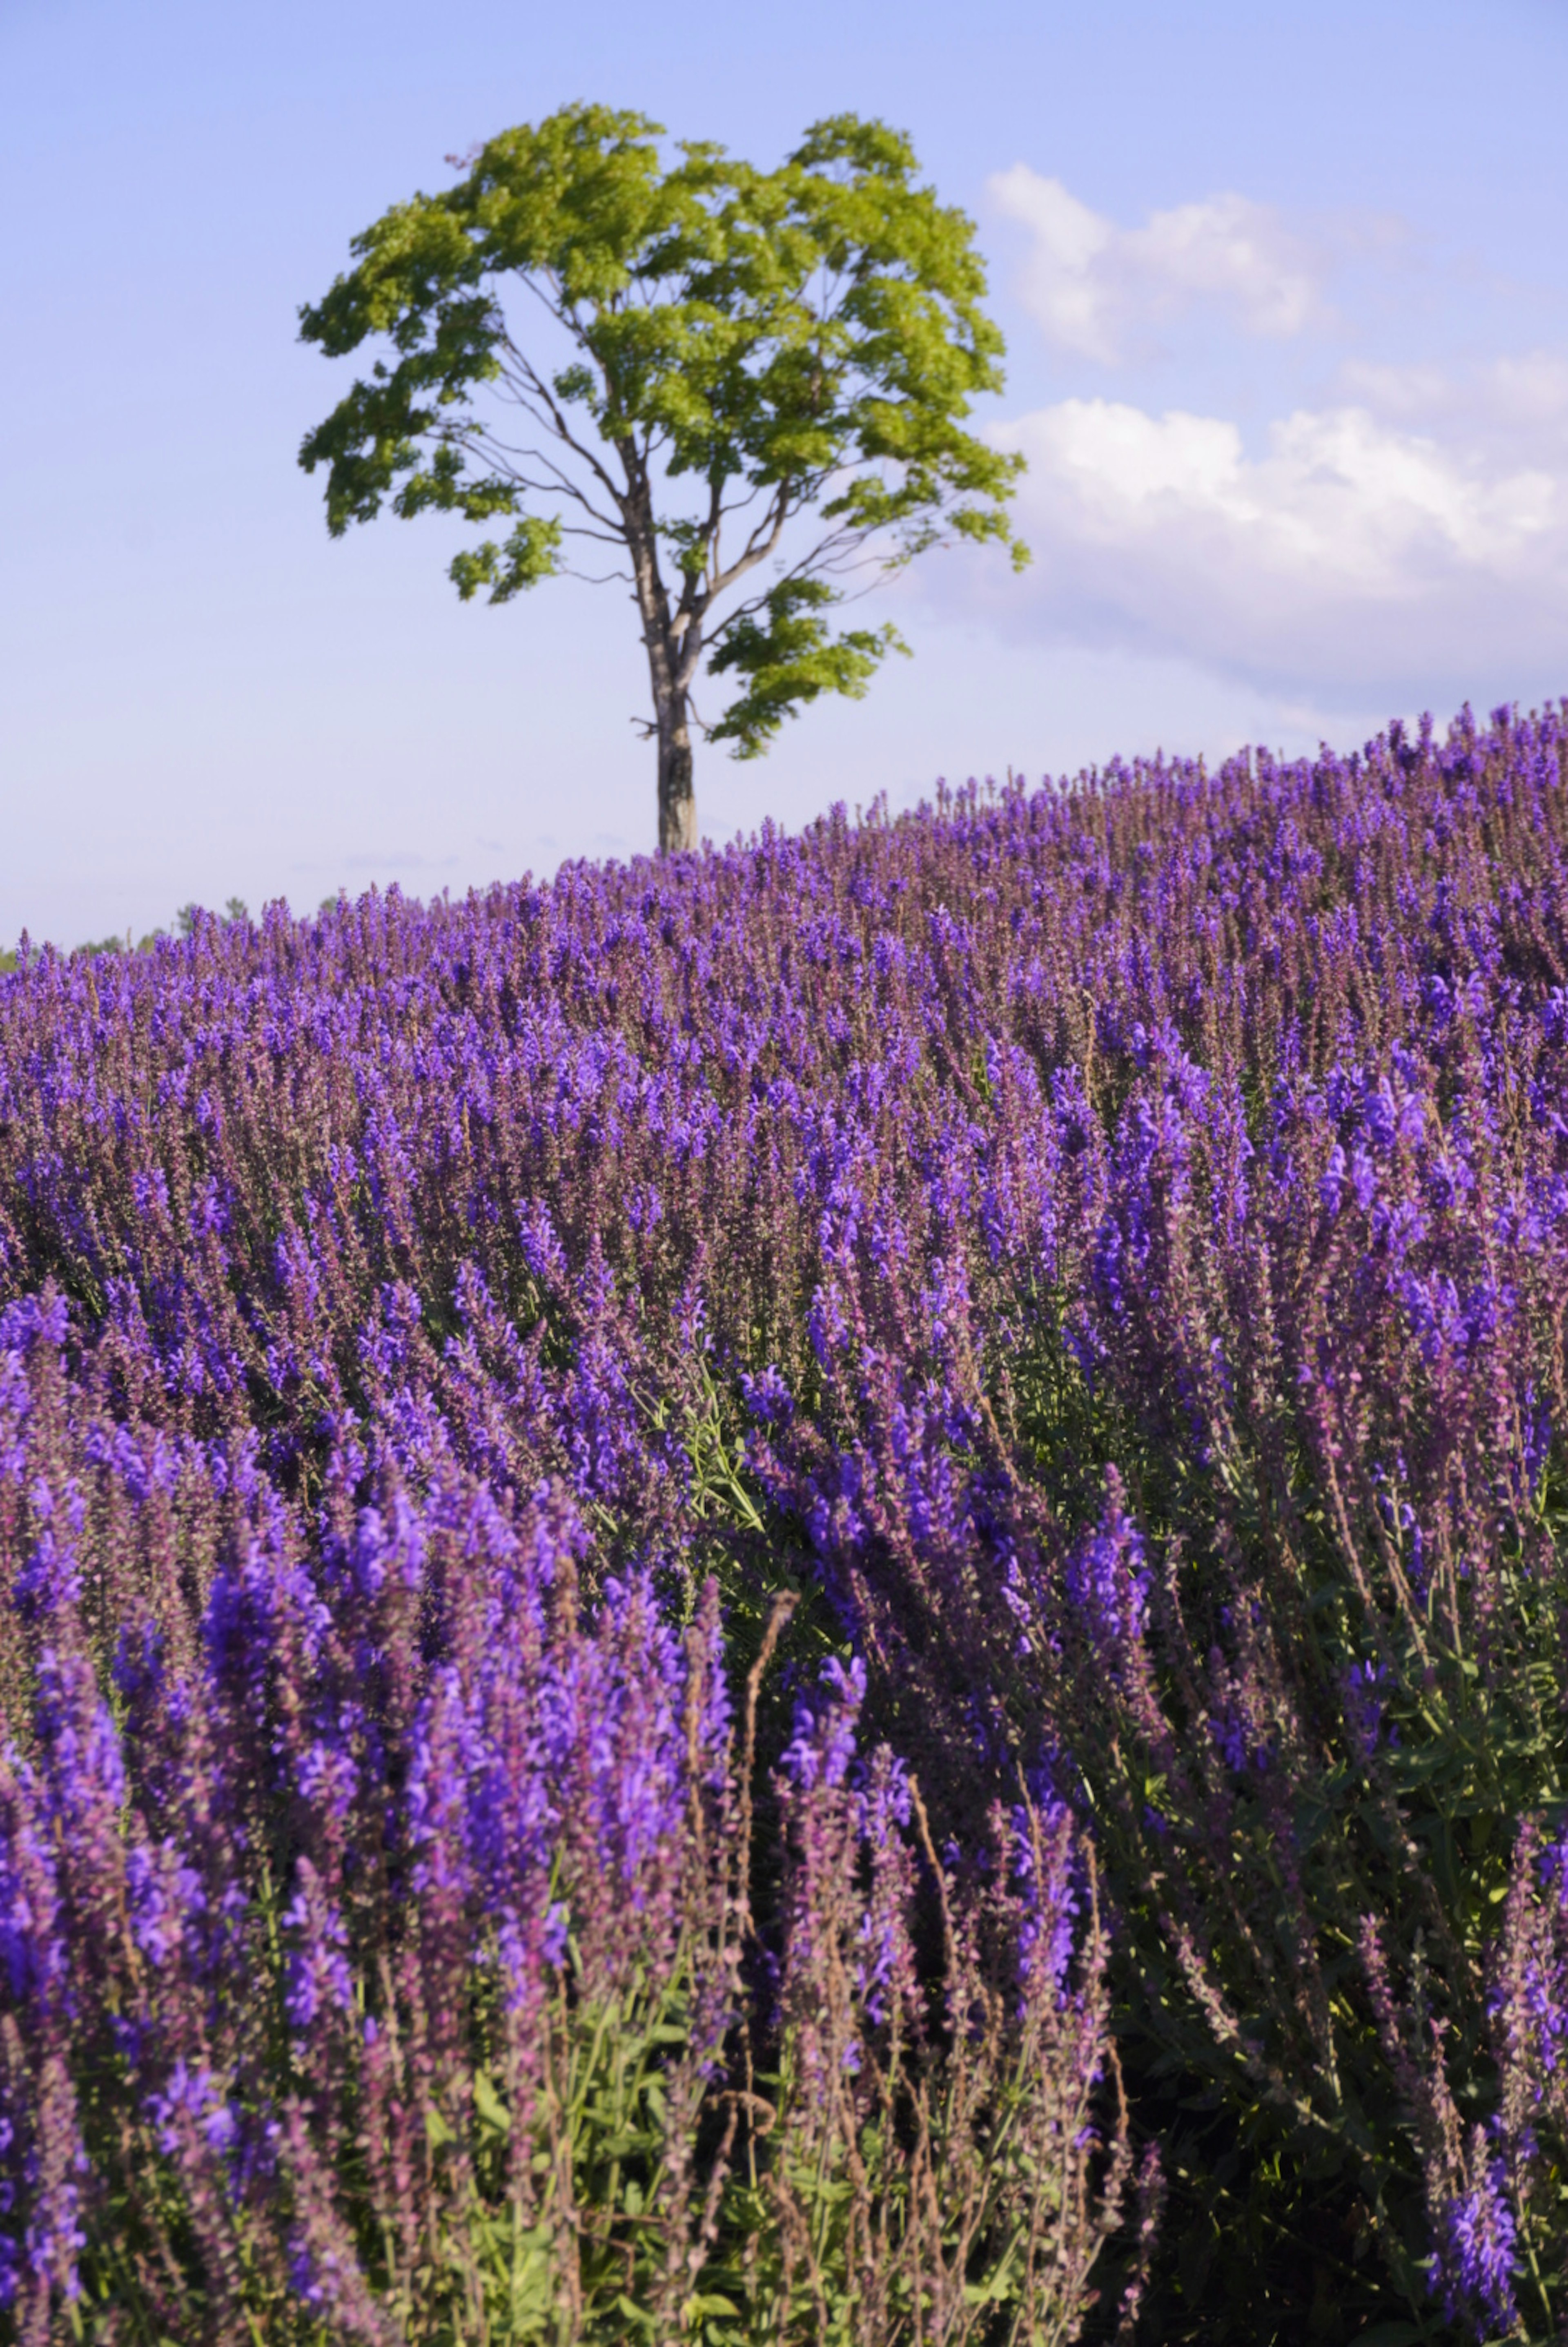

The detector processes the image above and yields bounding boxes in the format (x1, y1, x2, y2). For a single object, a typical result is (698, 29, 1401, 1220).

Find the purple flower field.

(3, 701, 1568, 2342)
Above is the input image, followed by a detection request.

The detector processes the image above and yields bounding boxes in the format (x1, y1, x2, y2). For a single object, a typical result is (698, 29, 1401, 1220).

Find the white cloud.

(990, 165, 1330, 361)
(972, 167, 1568, 703)
(1334, 360, 1457, 421)
(982, 396, 1566, 701)
(1339, 352, 1568, 459)
(1487, 353, 1568, 431)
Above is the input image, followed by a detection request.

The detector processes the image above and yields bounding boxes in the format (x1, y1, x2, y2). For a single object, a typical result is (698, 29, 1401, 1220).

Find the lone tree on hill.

(298, 105, 1028, 854)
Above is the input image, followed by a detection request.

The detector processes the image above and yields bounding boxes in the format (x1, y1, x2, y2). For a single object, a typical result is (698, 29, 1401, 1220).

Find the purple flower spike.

(1438, 2143, 1519, 2332)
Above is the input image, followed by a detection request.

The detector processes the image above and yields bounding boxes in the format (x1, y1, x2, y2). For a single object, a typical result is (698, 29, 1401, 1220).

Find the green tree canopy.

(298, 105, 1027, 853)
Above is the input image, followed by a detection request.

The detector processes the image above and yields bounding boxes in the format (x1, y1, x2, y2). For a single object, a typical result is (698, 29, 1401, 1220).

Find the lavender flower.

(0, 695, 1564, 2334)
(1438, 2143, 1519, 2332)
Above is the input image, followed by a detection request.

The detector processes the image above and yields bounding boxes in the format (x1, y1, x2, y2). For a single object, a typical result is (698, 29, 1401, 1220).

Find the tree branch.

(496, 330, 631, 513)
(459, 418, 626, 534)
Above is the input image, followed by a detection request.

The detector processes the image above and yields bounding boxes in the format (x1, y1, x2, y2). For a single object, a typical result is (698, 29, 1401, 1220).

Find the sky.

(3, 0, 1567, 946)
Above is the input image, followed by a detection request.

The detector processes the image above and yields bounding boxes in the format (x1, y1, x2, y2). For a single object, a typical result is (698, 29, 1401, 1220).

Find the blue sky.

(4, 0, 1566, 944)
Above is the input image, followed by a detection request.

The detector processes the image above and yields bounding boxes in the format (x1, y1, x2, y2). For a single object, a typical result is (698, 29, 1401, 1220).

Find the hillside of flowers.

(3, 700, 1568, 2344)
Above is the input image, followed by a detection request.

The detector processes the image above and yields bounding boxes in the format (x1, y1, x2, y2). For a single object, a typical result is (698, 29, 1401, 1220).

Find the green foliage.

(450, 515, 566, 605)
(708, 578, 908, 759)
(298, 102, 1027, 779)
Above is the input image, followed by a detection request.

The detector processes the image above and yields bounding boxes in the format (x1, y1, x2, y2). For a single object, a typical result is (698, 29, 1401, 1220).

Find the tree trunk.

(658, 712, 698, 855)
(623, 461, 701, 856)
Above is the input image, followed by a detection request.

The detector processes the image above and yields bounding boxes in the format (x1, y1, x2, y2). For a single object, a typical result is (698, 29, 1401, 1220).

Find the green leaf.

(963, 2264, 1019, 2307)
(473, 2067, 512, 2135)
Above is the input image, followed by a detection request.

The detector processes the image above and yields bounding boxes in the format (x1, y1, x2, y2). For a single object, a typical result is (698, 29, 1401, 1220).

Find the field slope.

(2, 704, 1568, 2343)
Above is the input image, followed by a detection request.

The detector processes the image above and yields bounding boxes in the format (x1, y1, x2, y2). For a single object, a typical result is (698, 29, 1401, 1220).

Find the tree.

(298, 106, 1028, 855)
